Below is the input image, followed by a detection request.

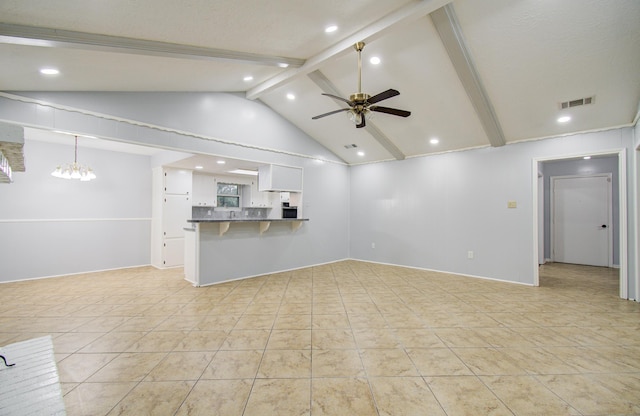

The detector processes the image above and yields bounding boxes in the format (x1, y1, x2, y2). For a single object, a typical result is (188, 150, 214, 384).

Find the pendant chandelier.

(51, 135, 96, 181)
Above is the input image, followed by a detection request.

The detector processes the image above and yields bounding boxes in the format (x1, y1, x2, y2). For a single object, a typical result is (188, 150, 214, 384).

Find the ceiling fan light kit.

(312, 42, 411, 128)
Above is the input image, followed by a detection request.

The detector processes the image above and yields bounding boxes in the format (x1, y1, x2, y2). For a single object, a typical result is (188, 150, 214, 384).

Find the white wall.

(0, 139, 151, 282)
(350, 128, 635, 286)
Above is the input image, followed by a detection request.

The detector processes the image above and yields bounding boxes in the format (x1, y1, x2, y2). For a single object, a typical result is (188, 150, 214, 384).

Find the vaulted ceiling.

(1, 0, 639, 164)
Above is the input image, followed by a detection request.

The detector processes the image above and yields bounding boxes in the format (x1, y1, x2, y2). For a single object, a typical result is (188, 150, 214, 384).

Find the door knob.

(601, 224, 607, 228)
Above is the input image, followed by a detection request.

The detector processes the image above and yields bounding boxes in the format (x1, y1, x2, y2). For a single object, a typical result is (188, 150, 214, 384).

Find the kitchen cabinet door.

(164, 168, 192, 195)
(163, 194, 191, 238)
(163, 238, 184, 267)
(192, 174, 217, 206)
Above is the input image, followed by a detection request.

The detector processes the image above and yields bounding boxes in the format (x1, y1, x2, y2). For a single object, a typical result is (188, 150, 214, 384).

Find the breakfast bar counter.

(184, 218, 309, 286)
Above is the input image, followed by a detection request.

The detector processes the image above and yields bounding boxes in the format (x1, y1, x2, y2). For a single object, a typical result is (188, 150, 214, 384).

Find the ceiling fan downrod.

(352, 42, 369, 103)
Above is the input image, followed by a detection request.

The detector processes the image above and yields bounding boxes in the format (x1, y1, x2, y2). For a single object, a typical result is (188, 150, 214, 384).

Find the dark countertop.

(187, 218, 309, 223)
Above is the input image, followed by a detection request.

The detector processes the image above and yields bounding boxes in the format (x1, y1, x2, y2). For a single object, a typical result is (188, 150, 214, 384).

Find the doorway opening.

(532, 150, 627, 299)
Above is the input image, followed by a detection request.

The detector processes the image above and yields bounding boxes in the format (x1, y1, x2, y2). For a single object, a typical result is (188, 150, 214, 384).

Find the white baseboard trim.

(0, 264, 152, 284)
(349, 258, 536, 286)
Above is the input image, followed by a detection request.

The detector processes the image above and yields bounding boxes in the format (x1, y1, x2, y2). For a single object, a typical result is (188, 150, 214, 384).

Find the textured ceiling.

(1, 0, 638, 165)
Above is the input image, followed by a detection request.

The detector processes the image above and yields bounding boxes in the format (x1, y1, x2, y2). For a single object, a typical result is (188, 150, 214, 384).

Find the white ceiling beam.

(246, 0, 452, 100)
(307, 70, 406, 160)
(430, 4, 506, 147)
(0, 23, 305, 68)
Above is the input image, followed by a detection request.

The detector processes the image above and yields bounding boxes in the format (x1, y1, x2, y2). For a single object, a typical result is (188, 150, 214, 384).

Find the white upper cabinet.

(164, 168, 192, 195)
(192, 173, 217, 206)
(243, 180, 274, 207)
(258, 164, 303, 192)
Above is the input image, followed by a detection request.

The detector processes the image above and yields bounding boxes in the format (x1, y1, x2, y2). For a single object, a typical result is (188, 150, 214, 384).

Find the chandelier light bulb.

(50, 136, 96, 181)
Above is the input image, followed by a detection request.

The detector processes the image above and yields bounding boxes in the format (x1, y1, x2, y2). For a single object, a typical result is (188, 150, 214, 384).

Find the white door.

(552, 175, 611, 267)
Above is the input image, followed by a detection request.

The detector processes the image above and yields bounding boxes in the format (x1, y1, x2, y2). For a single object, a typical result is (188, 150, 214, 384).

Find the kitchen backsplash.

(192, 206, 270, 220)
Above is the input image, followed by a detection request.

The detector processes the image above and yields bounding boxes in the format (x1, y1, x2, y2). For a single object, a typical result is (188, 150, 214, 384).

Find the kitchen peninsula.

(184, 217, 309, 286)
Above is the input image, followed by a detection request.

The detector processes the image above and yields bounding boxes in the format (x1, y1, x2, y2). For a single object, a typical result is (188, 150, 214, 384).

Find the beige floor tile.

(194, 314, 241, 331)
(107, 380, 194, 416)
(353, 328, 400, 349)
(244, 378, 310, 416)
(311, 349, 365, 378)
(64, 382, 137, 416)
(79, 331, 144, 353)
(311, 378, 376, 416)
(124, 330, 187, 352)
(406, 347, 473, 376)
(87, 352, 167, 382)
(453, 347, 527, 375)
(57, 353, 118, 382)
(393, 328, 446, 348)
(3, 261, 638, 415)
(370, 377, 446, 416)
(175, 379, 253, 416)
(273, 314, 311, 329)
(266, 329, 311, 350)
(312, 313, 350, 329)
(172, 330, 228, 351)
(220, 329, 270, 350)
(257, 349, 311, 378)
(278, 303, 312, 315)
(425, 375, 514, 416)
(538, 374, 640, 415)
(145, 351, 214, 381)
(201, 349, 263, 379)
(311, 329, 357, 349)
(510, 327, 578, 347)
(360, 348, 418, 377)
(52, 332, 104, 353)
(435, 327, 491, 347)
(481, 375, 581, 416)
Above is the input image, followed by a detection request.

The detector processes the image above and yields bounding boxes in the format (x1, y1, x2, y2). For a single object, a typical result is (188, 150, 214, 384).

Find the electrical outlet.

(371, 242, 375, 249)
(467, 251, 474, 259)
(507, 200, 517, 209)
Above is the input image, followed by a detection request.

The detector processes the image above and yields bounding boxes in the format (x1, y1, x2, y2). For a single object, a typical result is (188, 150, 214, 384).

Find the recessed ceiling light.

(278, 63, 289, 68)
(216, 160, 226, 164)
(194, 165, 204, 169)
(430, 138, 439, 144)
(325, 25, 338, 33)
(369, 57, 381, 65)
(357, 151, 365, 157)
(243, 76, 253, 82)
(40, 67, 59, 75)
(557, 116, 571, 123)
(583, 156, 591, 160)
(287, 93, 295, 100)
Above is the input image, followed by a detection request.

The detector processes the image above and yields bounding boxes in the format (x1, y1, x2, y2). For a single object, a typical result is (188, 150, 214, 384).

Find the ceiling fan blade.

(312, 108, 351, 120)
(370, 106, 411, 117)
(321, 93, 354, 106)
(367, 89, 400, 104)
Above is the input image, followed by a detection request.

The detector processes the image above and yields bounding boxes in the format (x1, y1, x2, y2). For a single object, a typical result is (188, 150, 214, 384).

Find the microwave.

(282, 206, 298, 218)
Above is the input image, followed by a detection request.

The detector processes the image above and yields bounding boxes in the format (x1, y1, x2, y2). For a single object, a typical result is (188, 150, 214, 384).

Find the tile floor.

(0, 261, 639, 415)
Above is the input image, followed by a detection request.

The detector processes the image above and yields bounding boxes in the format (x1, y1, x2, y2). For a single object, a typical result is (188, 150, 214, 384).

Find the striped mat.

(0, 336, 66, 416)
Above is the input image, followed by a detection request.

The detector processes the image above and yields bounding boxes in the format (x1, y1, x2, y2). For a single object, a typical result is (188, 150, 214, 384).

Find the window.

(217, 182, 240, 208)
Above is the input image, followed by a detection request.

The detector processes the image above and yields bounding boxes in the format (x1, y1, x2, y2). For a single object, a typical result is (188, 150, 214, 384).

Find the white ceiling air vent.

(560, 96, 594, 109)
(344, 144, 358, 149)
(0, 123, 25, 183)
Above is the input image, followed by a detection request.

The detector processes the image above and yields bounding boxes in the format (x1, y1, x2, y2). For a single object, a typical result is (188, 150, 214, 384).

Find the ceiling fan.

(312, 41, 411, 128)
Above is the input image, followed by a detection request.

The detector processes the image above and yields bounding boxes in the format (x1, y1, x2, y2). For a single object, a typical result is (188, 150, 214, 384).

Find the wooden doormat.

(0, 335, 66, 415)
